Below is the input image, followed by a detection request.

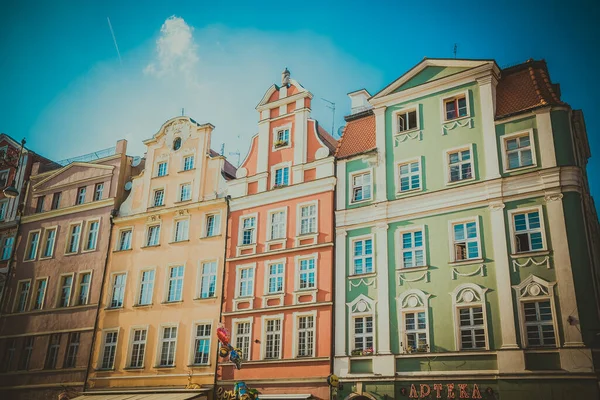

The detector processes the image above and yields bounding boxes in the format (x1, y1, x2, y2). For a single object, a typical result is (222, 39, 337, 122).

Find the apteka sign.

(406, 383, 483, 399)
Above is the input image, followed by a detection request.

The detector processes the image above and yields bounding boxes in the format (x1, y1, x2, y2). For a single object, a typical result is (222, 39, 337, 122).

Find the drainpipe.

(213, 194, 231, 400)
(83, 209, 116, 392)
(330, 156, 337, 400)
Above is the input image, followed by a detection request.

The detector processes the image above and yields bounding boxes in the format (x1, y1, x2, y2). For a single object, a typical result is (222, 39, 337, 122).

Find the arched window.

(397, 289, 431, 353)
(347, 294, 376, 355)
(451, 283, 489, 350)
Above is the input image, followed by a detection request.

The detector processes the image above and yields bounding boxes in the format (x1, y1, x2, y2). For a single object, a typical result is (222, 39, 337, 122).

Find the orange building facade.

(218, 70, 337, 399)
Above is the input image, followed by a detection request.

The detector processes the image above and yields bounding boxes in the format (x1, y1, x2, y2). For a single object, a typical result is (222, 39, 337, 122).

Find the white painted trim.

(74, 269, 94, 306)
(443, 143, 476, 186)
(440, 89, 471, 123)
(451, 283, 489, 351)
(163, 263, 186, 303)
(30, 276, 49, 311)
(82, 217, 101, 252)
(266, 206, 288, 243)
(272, 123, 292, 151)
(296, 199, 319, 237)
(196, 259, 219, 299)
(264, 258, 287, 296)
(346, 294, 377, 354)
(291, 310, 317, 358)
(507, 205, 548, 254)
(125, 324, 149, 368)
(395, 157, 423, 195)
(200, 210, 223, 238)
(64, 221, 84, 255)
(391, 105, 420, 136)
(97, 328, 120, 369)
(114, 226, 134, 251)
(38, 226, 58, 259)
(189, 319, 214, 366)
(171, 215, 191, 243)
(348, 168, 374, 205)
(12, 278, 31, 313)
(294, 253, 318, 292)
(270, 161, 292, 188)
(238, 213, 258, 247)
(144, 221, 162, 247)
(231, 317, 254, 360)
(349, 233, 375, 275)
(260, 313, 285, 360)
(500, 129, 538, 173)
(395, 225, 427, 270)
(55, 272, 76, 308)
(234, 263, 257, 299)
(135, 267, 156, 306)
(155, 322, 179, 367)
(396, 289, 431, 353)
(448, 216, 482, 263)
(23, 229, 42, 261)
(107, 271, 128, 309)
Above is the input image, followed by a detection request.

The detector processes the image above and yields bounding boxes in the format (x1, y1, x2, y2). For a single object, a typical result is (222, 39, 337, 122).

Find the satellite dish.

(131, 156, 142, 167)
(124, 181, 133, 191)
(336, 125, 345, 139)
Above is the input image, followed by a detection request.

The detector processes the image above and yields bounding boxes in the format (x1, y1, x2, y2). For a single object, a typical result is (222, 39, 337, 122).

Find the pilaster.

(477, 76, 500, 179)
(335, 229, 348, 357)
(373, 107, 387, 203)
(257, 119, 270, 175)
(293, 102, 309, 183)
(336, 161, 347, 211)
(535, 110, 557, 168)
(375, 222, 391, 354)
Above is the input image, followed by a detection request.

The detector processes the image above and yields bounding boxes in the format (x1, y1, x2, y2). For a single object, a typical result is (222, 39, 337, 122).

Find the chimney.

(281, 68, 290, 86)
(348, 89, 372, 115)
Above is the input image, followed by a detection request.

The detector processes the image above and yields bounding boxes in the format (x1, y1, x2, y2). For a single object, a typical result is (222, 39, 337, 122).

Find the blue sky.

(1, 0, 599, 198)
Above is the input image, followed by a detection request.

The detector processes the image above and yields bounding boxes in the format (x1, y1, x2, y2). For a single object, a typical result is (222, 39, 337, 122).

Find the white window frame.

(156, 323, 179, 367)
(395, 225, 427, 269)
(507, 205, 547, 254)
(165, 264, 185, 303)
(267, 207, 287, 242)
(295, 253, 318, 292)
(296, 200, 318, 237)
(350, 234, 375, 275)
(197, 260, 218, 299)
(94, 182, 104, 201)
(264, 259, 286, 295)
(440, 90, 471, 122)
(448, 217, 482, 263)
(203, 212, 222, 237)
(292, 310, 317, 358)
(235, 263, 256, 299)
(238, 214, 258, 246)
(108, 272, 127, 309)
(392, 107, 420, 135)
(397, 289, 431, 353)
(31, 276, 48, 311)
(24, 229, 42, 261)
(272, 123, 292, 151)
(39, 226, 58, 259)
(74, 270, 93, 306)
(261, 314, 284, 360)
(172, 217, 190, 242)
(232, 318, 253, 361)
(451, 284, 489, 351)
(136, 268, 156, 306)
(98, 329, 119, 370)
(190, 320, 213, 366)
(145, 223, 161, 247)
(182, 155, 195, 171)
(444, 144, 475, 185)
(395, 157, 422, 194)
(152, 188, 165, 207)
(82, 218, 101, 252)
(270, 161, 292, 188)
(127, 326, 148, 368)
(500, 129, 538, 173)
(64, 222, 83, 255)
(156, 161, 168, 177)
(56, 273, 75, 308)
(13, 279, 31, 313)
(76, 186, 87, 205)
(349, 168, 373, 204)
(347, 294, 376, 354)
(115, 227, 134, 251)
(179, 182, 192, 202)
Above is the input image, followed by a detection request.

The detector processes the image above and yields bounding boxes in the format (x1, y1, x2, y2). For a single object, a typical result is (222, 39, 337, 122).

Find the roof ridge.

(537, 66, 562, 104)
(528, 66, 547, 106)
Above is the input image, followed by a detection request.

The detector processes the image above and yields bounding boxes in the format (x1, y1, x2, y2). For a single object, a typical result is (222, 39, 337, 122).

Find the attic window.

(173, 137, 182, 151)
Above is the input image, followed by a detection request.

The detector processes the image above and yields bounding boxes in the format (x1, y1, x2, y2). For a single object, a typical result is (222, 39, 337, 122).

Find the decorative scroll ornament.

(394, 131, 422, 146)
(147, 214, 161, 222)
(455, 286, 482, 304)
(442, 118, 474, 135)
(175, 208, 190, 217)
(451, 264, 485, 280)
(315, 147, 329, 160)
(235, 168, 248, 178)
(544, 193, 563, 202)
(348, 278, 377, 291)
(512, 256, 550, 272)
(398, 271, 429, 285)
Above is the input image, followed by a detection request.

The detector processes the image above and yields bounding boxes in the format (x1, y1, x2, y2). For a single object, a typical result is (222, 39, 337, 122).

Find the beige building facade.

(85, 117, 234, 399)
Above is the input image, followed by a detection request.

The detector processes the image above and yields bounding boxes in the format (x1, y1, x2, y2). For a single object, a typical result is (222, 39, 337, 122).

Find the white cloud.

(30, 19, 382, 166)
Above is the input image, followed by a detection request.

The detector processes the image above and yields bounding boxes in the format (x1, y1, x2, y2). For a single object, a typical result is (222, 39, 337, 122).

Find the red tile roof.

(335, 111, 376, 159)
(496, 59, 564, 118)
(316, 123, 338, 153)
(209, 149, 237, 180)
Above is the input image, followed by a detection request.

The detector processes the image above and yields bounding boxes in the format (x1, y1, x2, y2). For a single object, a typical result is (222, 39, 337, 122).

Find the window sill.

(396, 188, 422, 197)
(297, 232, 317, 237)
(148, 205, 165, 209)
(81, 248, 97, 254)
(174, 199, 192, 204)
(154, 174, 169, 179)
(161, 300, 183, 305)
(153, 365, 176, 369)
(95, 368, 115, 372)
(449, 258, 484, 267)
(510, 250, 550, 258)
(133, 303, 153, 308)
(38, 256, 54, 261)
(187, 363, 211, 367)
(141, 244, 161, 249)
(200, 234, 222, 239)
(169, 239, 190, 244)
(179, 168, 196, 173)
(503, 164, 538, 174)
(443, 114, 471, 124)
(349, 198, 373, 206)
(123, 366, 145, 370)
(193, 296, 217, 301)
(63, 252, 81, 257)
(349, 272, 377, 279)
(394, 127, 421, 136)
(104, 306, 124, 311)
(397, 265, 429, 272)
(446, 177, 476, 186)
(113, 248, 133, 253)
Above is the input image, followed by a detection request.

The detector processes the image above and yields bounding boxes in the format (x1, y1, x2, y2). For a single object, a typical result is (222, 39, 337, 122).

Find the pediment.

(143, 116, 214, 146)
(33, 162, 113, 192)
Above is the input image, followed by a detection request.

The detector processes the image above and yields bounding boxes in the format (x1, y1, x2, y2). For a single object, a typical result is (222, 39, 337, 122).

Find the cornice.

(21, 198, 115, 223)
(33, 172, 114, 194)
(115, 197, 227, 223)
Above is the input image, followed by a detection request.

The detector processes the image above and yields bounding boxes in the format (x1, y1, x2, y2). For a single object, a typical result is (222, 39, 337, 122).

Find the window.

(94, 183, 104, 201)
(351, 171, 372, 203)
(159, 326, 177, 367)
(66, 224, 82, 254)
(398, 290, 430, 353)
(76, 272, 91, 305)
(458, 306, 486, 349)
(396, 109, 418, 133)
(205, 213, 220, 237)
(503, 131, 535, 170)
(174, 219, 189, 242)
(110, 273, 126, 308)
(173, 137, 182, 150)
(76, 187, 86, 205)
(2, 338, 16, 371)
(64, 332, 80, 368)
(0, 170, 9, 188)
(234, 321, 251, 361)
(41, 228, 57, 258)
(100, 331, 118, 369)
(199, 262, 217, 298)
(15, 280, 30, 312)
(353, 316, 374, 351)
(35, 196, 45, 213)
(58, 275, 73, 307)
(237, 266, 254, 298)
(274, 166, 289, 187)
(84, 220, 100, 251)
(512, 210, 544, 253)
(444, 94, 468, 120)
(45, 334, 61, 369)
(523, 301, 556, 347)
(25, 231, 40, 261)
(138, 270, 155, 305)
(298, 258, 316, 290)
(179, 183, 191, 202)
(167, 266, 184, 302)
(404, 312, 427, 352)
(117, 229, 132, 251)
(0, 200, 7, 221)
(146, 225, 161, 246)
(274, 129, 290, 148)
(183, 155, 194, 171)
(264, 319, 282, 359)
(267, 263, 284, 294)
(447, 148, 473, 183)
(296, 314, 315, 357)
(299, 203, 317, 235)
(398, 160, 421, 192)
(51, 192, 61, 210)
(129, 328, 147, 368)
(192, 323, 211, 365)
(157, 162, 168, 177)
(153, 189, 164, 207)
(19, 337, 34, 370)
(1, 236, 13, 260)
(240, 216, 256, 245)
(269, 210, 286, 241)
(32, 278, 47, 310)
(452, 220, 480, 261)
(352, 237, 374, 275)
(399, 229, 425, 268)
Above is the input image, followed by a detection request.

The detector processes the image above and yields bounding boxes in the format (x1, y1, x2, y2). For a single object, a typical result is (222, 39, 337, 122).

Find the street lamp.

(3, 138, 26, 198)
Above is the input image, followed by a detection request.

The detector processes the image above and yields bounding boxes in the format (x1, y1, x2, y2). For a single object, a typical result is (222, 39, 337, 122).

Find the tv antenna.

(453, 43, 458, 59)
(228, 135, 242, 167)
(321, 98, 335, 135)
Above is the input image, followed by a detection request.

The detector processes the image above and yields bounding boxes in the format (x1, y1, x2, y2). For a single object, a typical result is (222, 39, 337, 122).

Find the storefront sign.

(406, 383, 483, 399)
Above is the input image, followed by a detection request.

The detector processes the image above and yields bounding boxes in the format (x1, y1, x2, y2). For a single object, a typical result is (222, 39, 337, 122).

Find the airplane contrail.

(107, 17, 122, 65)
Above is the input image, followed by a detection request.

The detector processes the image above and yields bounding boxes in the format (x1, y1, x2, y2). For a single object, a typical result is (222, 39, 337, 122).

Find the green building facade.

(333, 59, 600, 399)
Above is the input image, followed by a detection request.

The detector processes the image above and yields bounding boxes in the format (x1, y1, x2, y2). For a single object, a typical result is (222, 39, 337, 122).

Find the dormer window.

(444, 95, 468, 121)
(274, 129, 290, 148)
(173, 137, 182, 151)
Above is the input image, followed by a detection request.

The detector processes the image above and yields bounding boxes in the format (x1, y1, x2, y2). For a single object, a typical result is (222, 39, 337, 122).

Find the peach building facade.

(86, 117, 235, 399)
(219, 70, 337, 399)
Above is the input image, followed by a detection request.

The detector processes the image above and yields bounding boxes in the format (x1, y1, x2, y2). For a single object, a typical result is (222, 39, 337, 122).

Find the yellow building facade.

(86, 117, 235, 399)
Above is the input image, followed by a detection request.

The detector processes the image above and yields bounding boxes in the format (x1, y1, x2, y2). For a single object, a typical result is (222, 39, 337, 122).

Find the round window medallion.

(528, 284, 541, 296)
(407, 296, 418, 308)
(463, 290, 475, 303)
(356, 301, 367, 313)
(173, 137, 182, 150)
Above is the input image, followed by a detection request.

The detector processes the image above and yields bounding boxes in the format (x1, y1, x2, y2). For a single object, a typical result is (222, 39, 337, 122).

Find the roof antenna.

(453, 43, 458, 59)
(321, 98, 336, 135)
(228, 135, 242, 167)
(181, 108, 185, 116)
